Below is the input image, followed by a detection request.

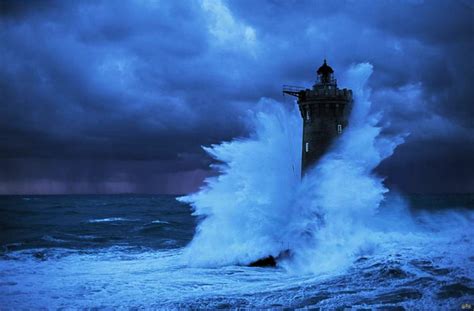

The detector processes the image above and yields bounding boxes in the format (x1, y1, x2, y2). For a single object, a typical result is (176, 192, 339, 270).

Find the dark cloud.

(0, 0, 472, 194)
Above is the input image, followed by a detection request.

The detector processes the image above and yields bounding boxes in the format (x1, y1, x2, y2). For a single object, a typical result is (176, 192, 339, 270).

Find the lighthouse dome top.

(316, 59, 334, 75)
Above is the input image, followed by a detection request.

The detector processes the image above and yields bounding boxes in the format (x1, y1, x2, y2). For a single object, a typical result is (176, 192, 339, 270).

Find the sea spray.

(178, 102, 302, 266)
(178, 63, 406, 271)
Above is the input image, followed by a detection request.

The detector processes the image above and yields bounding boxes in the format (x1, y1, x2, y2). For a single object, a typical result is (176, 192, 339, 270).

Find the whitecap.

(41, 235, 67, 243)
(87, 217, 138, 223)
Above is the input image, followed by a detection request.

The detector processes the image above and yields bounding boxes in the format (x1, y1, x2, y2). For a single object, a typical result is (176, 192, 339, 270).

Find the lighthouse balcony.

(302, 88, 352, 101)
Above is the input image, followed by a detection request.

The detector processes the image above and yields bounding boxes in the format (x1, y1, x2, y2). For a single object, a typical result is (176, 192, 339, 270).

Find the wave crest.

(179, 63, 406, 272)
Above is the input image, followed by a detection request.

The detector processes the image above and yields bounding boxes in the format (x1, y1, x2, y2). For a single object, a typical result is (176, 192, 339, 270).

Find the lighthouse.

(249, 60, 354, 267)
(283, 60, 353, 173)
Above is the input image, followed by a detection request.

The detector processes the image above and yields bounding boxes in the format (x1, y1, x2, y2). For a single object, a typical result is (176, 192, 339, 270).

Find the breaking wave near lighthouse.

(180, 63, 404, 269)
(178, 63, 473, 307)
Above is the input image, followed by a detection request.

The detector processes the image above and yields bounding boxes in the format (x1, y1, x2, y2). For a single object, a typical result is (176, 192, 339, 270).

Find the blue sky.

(0, 0, 473, 194)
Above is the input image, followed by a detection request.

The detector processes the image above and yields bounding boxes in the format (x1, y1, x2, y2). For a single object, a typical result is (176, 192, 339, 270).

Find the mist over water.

(179, 63, 472, 276)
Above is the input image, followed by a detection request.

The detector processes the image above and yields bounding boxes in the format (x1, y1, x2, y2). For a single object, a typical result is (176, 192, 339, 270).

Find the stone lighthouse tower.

(283, 60, 353, 172)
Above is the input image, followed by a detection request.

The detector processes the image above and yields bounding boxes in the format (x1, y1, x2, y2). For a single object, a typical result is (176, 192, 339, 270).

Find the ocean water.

(1, 63, 473, 309)
(0, 194, 473, 309)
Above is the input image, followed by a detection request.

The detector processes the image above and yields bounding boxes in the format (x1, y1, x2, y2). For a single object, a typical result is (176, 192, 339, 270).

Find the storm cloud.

(0, 0, 473, 194)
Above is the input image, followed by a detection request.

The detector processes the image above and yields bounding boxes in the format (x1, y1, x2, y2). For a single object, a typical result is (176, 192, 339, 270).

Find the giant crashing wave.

(178, 63, 472, 276)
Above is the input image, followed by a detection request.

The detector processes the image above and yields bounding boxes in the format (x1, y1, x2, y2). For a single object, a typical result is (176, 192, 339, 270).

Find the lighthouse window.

(305, 142, 309, 153)
(337, 124, 342, 134)
(306, 110, 310, 121)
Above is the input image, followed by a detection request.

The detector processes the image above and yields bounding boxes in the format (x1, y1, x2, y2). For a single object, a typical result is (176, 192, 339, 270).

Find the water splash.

(178, 101, 302, 266)
(178, 63, 407, 272)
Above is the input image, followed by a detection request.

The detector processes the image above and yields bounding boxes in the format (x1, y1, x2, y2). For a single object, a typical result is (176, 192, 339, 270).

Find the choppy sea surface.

(0, 194, 473, 309)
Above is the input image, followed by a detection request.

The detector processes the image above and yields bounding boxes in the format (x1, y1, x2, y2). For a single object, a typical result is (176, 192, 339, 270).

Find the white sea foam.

(87, 217, 137, 223)
(151, 220, 170, 224)
(41, 235, 68, 243)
